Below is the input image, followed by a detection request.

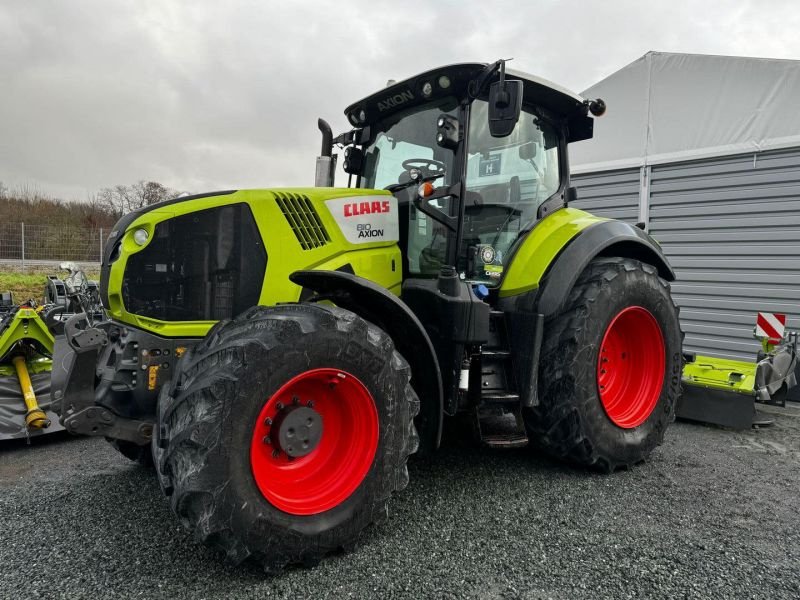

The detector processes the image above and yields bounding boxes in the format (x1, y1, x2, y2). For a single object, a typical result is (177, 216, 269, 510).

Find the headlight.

(133, 228, 149, 246)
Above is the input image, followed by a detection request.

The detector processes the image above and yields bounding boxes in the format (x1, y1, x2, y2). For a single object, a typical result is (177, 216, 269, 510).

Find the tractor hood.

(99, 188, 401, 337)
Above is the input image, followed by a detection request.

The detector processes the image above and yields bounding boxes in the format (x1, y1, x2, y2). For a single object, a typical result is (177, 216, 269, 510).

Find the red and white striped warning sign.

(756, 312, 786, 343)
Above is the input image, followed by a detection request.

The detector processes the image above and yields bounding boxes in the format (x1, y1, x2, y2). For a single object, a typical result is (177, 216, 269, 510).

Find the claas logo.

(344, 200, 391, 217)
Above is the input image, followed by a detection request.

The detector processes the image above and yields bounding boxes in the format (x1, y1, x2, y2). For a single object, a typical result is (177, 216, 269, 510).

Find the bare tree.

(97, 180, 178, 216)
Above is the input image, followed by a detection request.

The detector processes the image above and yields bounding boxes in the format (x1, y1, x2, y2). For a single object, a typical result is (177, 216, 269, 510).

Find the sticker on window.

(479, 154, 502, 177)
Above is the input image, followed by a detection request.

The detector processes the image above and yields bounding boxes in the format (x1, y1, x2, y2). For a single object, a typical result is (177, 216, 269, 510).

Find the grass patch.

(0, 271, 100, 304)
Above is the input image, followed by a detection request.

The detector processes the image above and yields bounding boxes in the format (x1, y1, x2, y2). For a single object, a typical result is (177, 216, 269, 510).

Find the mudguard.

(290, 269, 444, 452)
(536, 220, 675, 318)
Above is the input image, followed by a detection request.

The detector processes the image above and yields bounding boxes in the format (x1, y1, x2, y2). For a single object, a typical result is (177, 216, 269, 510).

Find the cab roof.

(344, 62, 594, 143)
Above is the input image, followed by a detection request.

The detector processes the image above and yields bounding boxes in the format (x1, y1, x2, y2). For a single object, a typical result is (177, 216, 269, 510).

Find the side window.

(463, 101, 561, 285)
(466, 101, 561, 221)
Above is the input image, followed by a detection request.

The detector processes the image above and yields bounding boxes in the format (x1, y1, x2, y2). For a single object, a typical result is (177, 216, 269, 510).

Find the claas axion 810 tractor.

(52, 61, 682, 571)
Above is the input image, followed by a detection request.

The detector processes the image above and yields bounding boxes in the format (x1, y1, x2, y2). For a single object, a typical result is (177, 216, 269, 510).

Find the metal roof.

(570, 52, 800, 172)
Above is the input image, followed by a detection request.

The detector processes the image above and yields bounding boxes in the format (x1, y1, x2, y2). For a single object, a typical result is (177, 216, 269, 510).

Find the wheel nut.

(263, 436, 271, 445)
(272, 449, 280, 458)
(292, 396, 300, 406)
(276, 402, 284, 410)
(307, 400, 314, 408)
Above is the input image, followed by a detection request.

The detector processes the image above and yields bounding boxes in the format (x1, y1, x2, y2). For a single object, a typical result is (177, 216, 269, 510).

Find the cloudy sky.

(2, 0, 799, 201)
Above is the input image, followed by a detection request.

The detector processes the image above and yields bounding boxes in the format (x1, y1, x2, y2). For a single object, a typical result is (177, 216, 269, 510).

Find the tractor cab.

(320, 61, 603, 286)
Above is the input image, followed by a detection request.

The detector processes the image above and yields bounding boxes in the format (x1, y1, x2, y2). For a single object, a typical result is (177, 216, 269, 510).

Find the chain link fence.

(0, 222, 104, 271)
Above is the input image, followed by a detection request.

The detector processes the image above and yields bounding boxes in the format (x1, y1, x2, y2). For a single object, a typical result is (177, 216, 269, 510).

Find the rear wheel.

(525, 258, 682, 471)
(153, 304, 418, 572)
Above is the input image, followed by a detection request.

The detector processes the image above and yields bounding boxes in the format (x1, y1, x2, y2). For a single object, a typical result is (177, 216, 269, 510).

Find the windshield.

(462, 100, 561, 285)
(360, 97, 458, 190)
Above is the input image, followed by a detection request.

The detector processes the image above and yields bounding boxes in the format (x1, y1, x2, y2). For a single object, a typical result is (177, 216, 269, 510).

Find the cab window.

(462, 100, 561, 285)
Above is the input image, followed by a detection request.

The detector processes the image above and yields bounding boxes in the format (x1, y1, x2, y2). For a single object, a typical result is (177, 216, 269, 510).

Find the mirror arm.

(469, 59, 503, 98)
(332, 130, 357, 146)
(413, 183, 460, 232)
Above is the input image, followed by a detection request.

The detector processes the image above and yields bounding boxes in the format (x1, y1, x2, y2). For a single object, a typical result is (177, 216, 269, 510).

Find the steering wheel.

(384, 158, 447, 193)
(401, 158, 446, 180)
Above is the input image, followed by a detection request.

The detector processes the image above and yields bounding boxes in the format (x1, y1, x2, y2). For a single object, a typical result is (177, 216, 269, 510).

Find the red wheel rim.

(597, 306, 666, 429)
(250, 368, 379, 515)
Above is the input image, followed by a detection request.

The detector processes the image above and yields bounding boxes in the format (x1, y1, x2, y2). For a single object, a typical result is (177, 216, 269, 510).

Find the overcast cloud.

(1, 0, 799, 201)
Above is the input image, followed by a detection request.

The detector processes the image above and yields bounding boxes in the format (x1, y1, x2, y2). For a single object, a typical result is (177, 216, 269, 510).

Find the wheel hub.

(250, 368, 379, 515)
(273, 406, 323, 458)
(597, 306, 666, 429)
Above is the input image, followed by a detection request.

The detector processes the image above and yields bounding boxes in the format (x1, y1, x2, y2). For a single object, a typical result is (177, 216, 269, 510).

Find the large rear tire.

(525, 258, 682, 471)
(153, 303, 418, 572)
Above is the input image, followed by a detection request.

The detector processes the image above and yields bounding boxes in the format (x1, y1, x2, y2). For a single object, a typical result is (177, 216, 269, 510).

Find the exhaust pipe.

(315, 118, 337, 187)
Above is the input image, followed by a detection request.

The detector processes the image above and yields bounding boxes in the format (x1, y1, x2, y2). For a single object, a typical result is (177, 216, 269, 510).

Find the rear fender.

(536, 220, 676, 318)
(290, 270, 443, 453)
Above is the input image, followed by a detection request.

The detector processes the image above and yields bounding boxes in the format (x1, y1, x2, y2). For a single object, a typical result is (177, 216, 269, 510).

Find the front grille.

(274, 192, 330, 250)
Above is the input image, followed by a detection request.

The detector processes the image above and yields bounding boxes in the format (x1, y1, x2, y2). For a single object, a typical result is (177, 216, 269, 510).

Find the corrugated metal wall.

(570, 168, 641, 223)
(574, 148, 800, 364)
(649, 148, 800, 361)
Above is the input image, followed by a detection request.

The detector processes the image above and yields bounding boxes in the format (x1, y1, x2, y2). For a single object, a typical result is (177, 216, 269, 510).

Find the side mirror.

(343, 146, 363, 175)
(488, 79, 523, 138)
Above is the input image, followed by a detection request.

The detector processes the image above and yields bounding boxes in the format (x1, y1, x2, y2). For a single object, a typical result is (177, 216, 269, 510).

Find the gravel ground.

(1, 406, 799, 600)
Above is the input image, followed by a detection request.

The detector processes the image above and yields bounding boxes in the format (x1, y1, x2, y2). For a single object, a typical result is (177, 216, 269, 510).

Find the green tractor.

(52, 61, 682, 571)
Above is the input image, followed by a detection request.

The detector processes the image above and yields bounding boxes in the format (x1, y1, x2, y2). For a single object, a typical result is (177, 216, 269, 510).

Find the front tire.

(525, 258, 682, 471)
(153, 304, 419, 571)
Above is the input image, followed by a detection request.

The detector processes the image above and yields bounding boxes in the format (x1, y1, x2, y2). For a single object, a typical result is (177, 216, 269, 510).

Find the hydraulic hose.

(12, 355, 50, 429)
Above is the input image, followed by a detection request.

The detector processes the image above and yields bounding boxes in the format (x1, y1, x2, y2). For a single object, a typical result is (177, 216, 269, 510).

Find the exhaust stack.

(315, 118, 337, 187)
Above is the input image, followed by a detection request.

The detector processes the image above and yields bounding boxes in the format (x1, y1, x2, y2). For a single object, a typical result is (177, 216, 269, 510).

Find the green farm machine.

(51, 61, 687, 571)
(0, 264, 102, 440)
(0, 296, 57, 439)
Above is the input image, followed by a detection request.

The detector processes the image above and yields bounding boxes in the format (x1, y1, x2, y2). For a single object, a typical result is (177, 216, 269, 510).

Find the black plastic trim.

(289, 270, 444, 453)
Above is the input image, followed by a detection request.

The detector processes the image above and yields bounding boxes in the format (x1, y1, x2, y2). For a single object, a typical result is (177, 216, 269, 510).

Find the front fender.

(290, 270, 444, 453)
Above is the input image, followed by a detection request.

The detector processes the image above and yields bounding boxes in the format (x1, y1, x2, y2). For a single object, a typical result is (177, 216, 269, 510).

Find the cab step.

(481, 349, 511, 359)
(474, 407, 528, 449)
(480, 391, 520, 404)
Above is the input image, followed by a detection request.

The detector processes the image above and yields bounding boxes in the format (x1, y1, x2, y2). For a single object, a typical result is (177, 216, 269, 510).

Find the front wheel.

(525, 258, 683, 471)
(153, 304, 419, 571)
